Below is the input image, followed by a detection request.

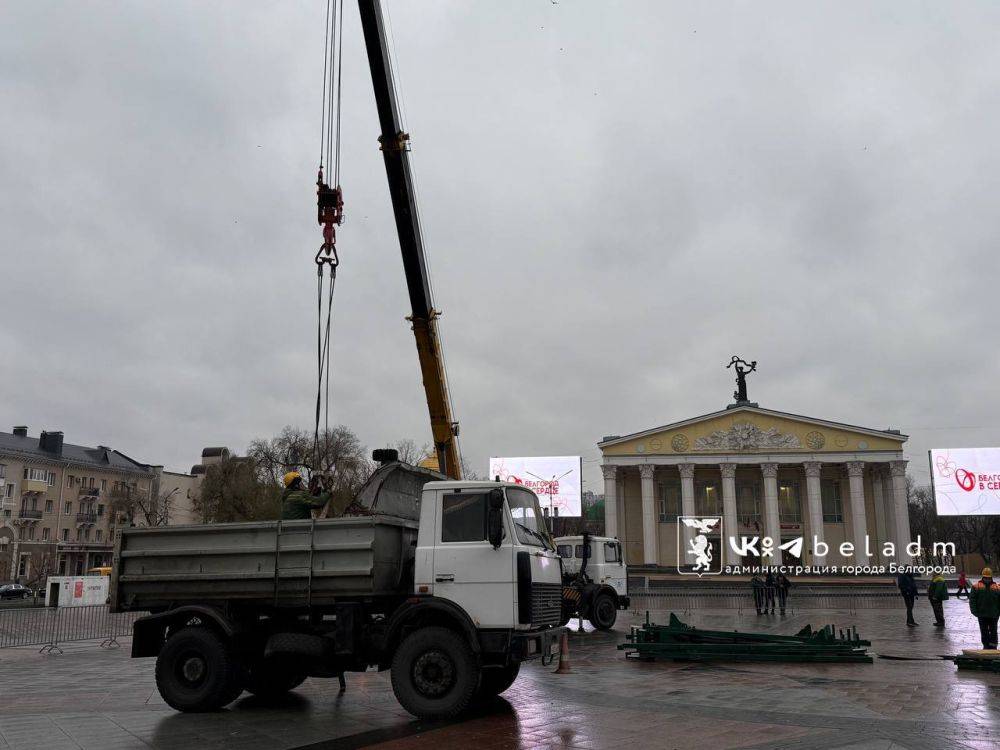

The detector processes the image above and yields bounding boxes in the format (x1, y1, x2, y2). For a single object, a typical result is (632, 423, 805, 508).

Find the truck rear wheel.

(391, 626, 480, 719)
(477, 661, 520, 698)
(242, 659, 307, 698)
(155, 627, 242, 712)
(590, 592, 617, 631)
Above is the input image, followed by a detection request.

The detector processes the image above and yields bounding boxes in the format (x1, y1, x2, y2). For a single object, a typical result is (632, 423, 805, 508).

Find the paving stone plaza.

(0, 598, 996, 750)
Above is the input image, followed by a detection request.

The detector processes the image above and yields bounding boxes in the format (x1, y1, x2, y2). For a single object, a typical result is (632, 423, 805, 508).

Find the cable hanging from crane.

(314, 0, 346, 471)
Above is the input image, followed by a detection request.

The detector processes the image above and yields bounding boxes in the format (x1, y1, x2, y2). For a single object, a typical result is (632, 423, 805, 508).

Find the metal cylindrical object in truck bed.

(111, 515, 418, 611)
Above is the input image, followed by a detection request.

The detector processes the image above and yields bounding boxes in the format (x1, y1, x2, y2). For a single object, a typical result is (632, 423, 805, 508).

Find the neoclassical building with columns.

(598, 405, 913, 569)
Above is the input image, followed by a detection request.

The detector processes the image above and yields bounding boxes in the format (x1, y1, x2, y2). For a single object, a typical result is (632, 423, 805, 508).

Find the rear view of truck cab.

(556, 533, 630, 630)
(113, 473, 564, 720)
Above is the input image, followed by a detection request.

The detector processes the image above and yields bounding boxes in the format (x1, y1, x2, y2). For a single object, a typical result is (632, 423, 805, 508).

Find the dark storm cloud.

(3, 1, 1000, 491)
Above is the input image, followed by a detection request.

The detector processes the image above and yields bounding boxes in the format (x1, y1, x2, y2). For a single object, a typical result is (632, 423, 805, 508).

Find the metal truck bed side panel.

(113, 515, 418, 611)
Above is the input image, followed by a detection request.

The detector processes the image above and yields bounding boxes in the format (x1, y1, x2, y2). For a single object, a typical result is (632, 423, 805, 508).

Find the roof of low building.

(0, 431, 154, 474)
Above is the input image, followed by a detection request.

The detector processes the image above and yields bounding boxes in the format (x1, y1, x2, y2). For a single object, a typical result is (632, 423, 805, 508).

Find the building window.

(27, 526, 35, 541)
(76, 528, 82, 542)
(736, 484, 760, 528)
(97, 504, 104, 516)
(84, 528, 90, 542)
(61, 528, 69, 541)
(778, 481, 801, 523)
(658, 481, 681, 522)
(101, 479, 106, 491)
(4, 484, 12, 499)
(45, 499, 52, 513)
(96, 529, 102, 542)
(695, 482, 721, 516)
(23, 467, 50, 483)
(42, 527, 50, 541)
(17, 554, 28, 578)
(48, 471, 55, 486)
(821, 480, 843, 523)
(0, 464, 5, 479)
(64, 502, 72, 514)
(89, 477, 95, 488)
(67, 475, 74, 488)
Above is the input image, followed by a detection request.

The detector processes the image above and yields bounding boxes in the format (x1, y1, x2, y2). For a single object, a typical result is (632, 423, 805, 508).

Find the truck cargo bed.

(111, 515, 418, 611)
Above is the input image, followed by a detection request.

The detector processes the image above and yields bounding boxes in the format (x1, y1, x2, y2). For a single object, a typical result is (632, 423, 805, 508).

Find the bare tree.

(248, 425, 374, 513)
(22, 547, 56, 597)
(195, 456, 280, 523)
(109, 483, 177, 527)
(386, 438, 432, 466)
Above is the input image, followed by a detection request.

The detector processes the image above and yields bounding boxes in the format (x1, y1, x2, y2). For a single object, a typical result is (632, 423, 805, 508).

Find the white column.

(679, 463, 696, 565)
(881, 467, 896, 549)
(803, 462, 825, 566)
(845, 461, 869, 565)
(720, 464, 737, 564)
(890, 460, 912, 565)
(639, 464, 658, 565)
(602, 464, 618, 539)
(871, 470, 886, 563)
(761, 463, 781, 569)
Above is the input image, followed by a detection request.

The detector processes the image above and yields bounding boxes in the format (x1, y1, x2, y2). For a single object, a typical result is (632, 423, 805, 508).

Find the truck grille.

(530, 582, 562, 626)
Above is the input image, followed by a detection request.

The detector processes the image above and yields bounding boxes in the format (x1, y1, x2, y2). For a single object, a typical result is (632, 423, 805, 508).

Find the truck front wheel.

(477, 661, 520, 698)
(155, 627, 242, 712)
(590, 593, 617, 631)
(391, 626, 480, 719)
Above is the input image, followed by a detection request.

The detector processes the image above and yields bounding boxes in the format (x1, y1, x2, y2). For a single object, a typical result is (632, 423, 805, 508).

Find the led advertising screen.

(489, 456, 582, 517)
(929, 448, 1000, 516)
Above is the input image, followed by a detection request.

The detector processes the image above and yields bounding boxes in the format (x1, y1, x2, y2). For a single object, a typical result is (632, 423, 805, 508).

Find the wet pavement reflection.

(0, 599, 997, 749)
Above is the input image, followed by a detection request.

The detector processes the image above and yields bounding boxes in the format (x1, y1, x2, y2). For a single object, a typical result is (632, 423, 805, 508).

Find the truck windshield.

(505, 487, 552, 550)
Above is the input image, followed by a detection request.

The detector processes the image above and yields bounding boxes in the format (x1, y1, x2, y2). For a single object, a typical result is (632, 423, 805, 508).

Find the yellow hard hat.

(983, 567, 993, 577)
(283, 471, 301, 488)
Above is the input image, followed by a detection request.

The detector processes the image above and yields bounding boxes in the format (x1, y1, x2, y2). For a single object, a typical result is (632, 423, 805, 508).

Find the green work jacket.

(281, 487, 330, 520)
(926, 579, 949, 602)
(970, 579, 1000, 619)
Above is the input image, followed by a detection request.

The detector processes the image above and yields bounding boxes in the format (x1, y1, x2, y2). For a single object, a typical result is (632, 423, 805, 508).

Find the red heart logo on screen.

(955, 469, 975, 492)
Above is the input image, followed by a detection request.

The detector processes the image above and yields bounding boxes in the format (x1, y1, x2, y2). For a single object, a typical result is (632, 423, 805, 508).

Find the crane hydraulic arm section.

(357, 0, 461, 479)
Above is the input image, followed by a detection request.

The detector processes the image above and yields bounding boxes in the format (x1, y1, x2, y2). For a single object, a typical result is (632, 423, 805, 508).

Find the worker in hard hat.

(280, 471, 331, 520)
(969, 567, 1000, 649)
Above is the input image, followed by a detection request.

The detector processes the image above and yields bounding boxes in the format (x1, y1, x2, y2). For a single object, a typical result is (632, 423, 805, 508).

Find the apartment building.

(0, 426, 157, 582)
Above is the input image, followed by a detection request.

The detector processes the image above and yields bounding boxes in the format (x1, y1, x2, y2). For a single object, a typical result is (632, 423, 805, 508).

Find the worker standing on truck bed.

(281, 471, 332, 519)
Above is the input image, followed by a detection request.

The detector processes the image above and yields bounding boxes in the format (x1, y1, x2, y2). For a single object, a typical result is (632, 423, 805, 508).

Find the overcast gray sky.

(4, 1, 1000, 492)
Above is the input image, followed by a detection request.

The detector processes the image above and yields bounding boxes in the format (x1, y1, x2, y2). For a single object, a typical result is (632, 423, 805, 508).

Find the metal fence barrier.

(0, 605, 144, 654)
(629, 586, 904, 617)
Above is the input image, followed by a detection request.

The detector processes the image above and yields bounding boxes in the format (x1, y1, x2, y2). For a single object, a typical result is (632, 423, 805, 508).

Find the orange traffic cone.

(554, 630, 572, 674)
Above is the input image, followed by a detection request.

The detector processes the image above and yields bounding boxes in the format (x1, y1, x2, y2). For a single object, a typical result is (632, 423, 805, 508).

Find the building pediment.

(599, 406, 906, 457)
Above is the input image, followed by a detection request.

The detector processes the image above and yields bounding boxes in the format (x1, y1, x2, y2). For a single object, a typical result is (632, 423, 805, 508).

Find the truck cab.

(118, 476, 565, 719)
(418, 481, 564, 634)
(556, 533, 630, 630)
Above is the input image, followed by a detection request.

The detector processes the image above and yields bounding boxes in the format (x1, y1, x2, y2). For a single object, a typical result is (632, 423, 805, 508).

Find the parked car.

(0, 583, 31, 600)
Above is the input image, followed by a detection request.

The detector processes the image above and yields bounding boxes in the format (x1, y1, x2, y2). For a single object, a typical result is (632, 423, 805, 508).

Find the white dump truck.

(556, 532, 630, 630)
(111, 465, 565, 718)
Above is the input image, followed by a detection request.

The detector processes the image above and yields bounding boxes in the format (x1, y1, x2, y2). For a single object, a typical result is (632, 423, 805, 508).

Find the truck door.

(432, 489, 515, 629)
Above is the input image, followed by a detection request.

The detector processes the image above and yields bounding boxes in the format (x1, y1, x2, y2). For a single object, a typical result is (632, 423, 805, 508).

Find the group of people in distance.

(897, 567, 1000, 650)
(750, 571, 791, 615)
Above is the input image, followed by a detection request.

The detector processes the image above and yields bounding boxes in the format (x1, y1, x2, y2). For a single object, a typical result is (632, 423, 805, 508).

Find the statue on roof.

(727, 356, 756, 404)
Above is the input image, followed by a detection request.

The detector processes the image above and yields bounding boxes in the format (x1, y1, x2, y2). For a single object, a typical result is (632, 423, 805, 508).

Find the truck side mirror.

(487, 489, 504, 549)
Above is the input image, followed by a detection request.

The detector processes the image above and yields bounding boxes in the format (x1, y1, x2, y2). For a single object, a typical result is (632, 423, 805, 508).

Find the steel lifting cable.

(314, 0, 345, 470)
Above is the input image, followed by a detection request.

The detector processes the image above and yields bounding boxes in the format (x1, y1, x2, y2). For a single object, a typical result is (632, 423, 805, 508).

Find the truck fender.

(382, 597, 480, 667)
(131, 605, 234, 658)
